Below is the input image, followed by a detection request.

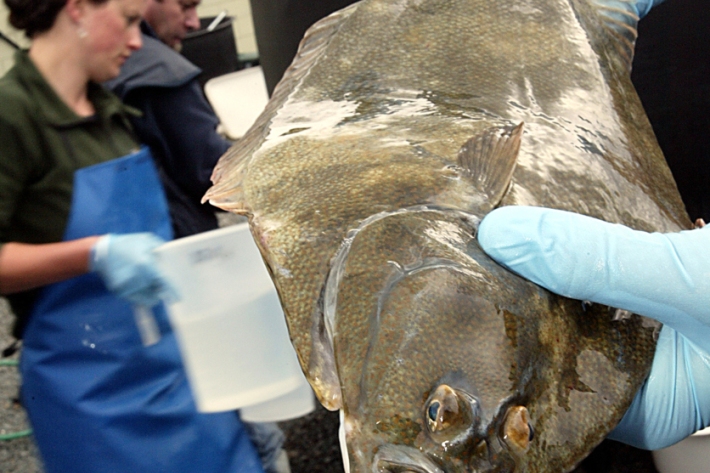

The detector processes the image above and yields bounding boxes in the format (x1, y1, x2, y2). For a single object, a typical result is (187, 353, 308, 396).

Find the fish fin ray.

(307, 328, 343, 410)
(457, 123, 522, 212)
(307, 281, 343, 410)
(204, 3, 360, 209)
(585, 0, 640, 70)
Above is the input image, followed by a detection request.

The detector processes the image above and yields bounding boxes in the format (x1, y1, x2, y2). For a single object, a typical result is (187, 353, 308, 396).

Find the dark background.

(631, 0, 710, 224)
(249, 0, 358, 95)
(271, 1, 706, 472)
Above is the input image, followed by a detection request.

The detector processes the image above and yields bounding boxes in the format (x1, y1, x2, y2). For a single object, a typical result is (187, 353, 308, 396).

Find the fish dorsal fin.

(582, 0, 641, 70)
(458, 123, 522, 212)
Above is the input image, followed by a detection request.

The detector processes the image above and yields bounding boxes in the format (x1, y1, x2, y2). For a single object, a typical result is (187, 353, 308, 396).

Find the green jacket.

(0, 50, 141, 337)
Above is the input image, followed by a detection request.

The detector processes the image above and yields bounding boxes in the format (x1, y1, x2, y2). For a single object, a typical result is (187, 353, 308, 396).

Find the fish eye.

(427, 401, 440, 424)
(502, 405, 533, 454)
(425, 385, 461, 433)
(423, 384, 478, 443)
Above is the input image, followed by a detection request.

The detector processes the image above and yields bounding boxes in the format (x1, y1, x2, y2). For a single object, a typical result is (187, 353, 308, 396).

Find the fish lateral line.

(324, 205, 481, 346)
(310, 206, 482, 411)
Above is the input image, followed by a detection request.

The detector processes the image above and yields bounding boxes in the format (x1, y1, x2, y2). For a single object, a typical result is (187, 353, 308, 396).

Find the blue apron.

(19, 148, 264, 473)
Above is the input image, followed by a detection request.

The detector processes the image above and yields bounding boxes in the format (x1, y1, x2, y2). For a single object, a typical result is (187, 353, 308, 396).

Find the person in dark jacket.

(106, 0, 228, 238)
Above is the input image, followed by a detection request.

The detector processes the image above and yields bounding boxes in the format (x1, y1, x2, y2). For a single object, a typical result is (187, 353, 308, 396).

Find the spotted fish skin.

(205, 0, 690, 471)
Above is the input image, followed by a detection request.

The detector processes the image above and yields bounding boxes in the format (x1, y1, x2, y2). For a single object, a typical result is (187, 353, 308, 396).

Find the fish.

(204, 0, 691, 471)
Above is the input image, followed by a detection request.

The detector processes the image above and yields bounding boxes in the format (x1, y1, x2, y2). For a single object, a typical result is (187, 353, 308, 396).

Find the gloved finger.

(601, 0, 665, 28)
(477, 206, 710, 352)
(90, 233, 165, 274)
(114, 233, 165, 260)
(120, 279, 170, 307)
(149, 271, 179, 305)
(116, 261, 179, 307)
(90, 232, 179, 307)
(633, 0, 666, 18)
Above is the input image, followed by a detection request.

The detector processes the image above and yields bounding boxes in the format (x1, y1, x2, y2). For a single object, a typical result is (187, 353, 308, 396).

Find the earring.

(77, 25, 88, 39)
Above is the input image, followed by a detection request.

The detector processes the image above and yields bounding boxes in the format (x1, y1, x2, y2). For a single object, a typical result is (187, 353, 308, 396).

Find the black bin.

(249, 0, 357, 95)
(181, 16, 240, 88)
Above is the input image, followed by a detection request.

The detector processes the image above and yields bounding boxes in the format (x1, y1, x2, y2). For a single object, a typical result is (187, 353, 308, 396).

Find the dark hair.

(5, 0, 108, 38)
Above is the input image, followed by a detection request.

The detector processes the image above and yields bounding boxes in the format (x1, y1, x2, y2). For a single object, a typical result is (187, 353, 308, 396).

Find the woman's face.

(82, 0, 146, 82)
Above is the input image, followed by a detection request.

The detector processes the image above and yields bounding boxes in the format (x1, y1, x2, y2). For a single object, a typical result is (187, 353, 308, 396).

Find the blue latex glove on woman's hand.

(477, 206, 710, 450)
(90, 233, 177, 307)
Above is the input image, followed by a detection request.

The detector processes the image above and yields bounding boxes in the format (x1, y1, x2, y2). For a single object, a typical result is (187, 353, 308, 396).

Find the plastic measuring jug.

(154, 222, 313, 417)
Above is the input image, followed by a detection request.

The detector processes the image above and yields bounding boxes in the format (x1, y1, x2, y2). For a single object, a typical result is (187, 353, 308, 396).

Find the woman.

(0, 0, 264, 471)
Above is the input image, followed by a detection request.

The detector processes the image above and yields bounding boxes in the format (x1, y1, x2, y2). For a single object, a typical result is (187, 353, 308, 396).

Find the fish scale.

(205, 0, 690, 471)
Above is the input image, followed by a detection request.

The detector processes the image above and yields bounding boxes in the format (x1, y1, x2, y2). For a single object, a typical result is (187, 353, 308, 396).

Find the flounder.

(204, 0, 691, 471)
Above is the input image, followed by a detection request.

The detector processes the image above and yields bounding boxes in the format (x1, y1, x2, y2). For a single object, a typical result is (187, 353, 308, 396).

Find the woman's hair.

(5, 0, 109, 38)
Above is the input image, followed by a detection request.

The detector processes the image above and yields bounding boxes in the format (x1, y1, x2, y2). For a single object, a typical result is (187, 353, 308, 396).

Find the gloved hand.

(604, 0, 665, 21)
(477, 206, 710, 450)
(90, 233, 177, 307)
(633, 0, 666, 19)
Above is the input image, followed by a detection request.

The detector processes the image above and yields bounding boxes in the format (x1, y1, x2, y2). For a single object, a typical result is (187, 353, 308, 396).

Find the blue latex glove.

(603, 0, 665, 21)
(477, 206, 710, 450)
(90, 233, 177, 307)
(632, 0, 666, 18)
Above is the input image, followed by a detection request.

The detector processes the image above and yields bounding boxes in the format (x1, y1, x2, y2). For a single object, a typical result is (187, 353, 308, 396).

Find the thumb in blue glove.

(478, 206, 710, 340)
(477, 206, 710, 450)
(90, 233, 178, 307)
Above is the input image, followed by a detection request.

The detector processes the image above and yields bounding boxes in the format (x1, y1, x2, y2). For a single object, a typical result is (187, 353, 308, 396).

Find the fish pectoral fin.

(457, 123, 522, 212)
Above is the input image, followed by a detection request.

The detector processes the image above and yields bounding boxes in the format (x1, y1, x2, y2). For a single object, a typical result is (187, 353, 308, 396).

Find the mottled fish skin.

(205, 0, 690, 472)
(333, 209, 658, 472)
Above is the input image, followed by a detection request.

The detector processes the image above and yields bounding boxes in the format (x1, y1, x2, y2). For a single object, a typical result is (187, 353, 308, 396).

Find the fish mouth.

(372, 445, 444, 473)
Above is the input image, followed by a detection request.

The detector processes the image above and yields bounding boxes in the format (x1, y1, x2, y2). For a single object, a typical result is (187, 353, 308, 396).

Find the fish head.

(343, 373, 536, 473)
(332, 211, 550, 472)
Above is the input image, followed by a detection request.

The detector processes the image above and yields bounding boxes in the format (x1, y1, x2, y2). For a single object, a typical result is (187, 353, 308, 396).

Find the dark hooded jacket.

(106, 22, 231, 238)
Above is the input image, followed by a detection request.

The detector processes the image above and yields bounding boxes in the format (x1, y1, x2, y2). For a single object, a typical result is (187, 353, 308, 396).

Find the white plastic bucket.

(653, 426, 710, 473)
(154, 223, 314, 419)
(241, 377, 315, 423)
